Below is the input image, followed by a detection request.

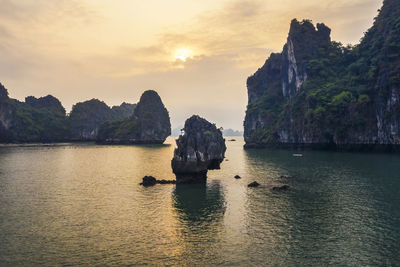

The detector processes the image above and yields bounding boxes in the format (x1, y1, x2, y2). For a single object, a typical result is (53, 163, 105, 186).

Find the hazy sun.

(175, 48, 192, 62)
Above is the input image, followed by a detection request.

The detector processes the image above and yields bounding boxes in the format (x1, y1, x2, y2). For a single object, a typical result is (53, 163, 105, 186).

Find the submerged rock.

(248, 181, 260, 187)
(140, 176, 157, 186)
(234, 175, 241, 179)
(171, 115, 226, 183)
(157, 179, 176, 184)
(140, 176, 176, 186)
(272, 185, 290, 191)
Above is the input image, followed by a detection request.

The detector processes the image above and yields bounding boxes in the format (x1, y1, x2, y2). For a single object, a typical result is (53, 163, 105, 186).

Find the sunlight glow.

(174, 48, 193, 61)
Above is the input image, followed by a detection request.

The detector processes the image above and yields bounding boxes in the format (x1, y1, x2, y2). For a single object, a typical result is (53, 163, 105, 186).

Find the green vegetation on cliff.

(245, 0, 400, 146)
(0, 84, 138, 142)
(97, 90, 171, 143)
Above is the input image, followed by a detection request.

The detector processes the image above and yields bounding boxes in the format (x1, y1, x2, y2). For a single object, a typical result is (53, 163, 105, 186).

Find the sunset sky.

(0, 0, 382, 130)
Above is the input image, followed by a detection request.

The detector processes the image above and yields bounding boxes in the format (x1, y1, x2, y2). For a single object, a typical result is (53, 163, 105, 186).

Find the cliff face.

(244, 0, 400, 150)
(363, 0, 400, 145)
(132, 90, 171, 142)
(0, 84, 14, 141)
(97, 90, 171, 144)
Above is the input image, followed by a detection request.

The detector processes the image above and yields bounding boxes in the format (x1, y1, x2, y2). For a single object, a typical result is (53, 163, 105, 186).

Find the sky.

(0, 0, 383, 130)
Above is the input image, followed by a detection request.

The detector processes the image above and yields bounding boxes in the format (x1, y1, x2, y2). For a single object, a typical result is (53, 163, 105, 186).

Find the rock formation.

(0, 82, 136, 142)
(25, 95, 66, 114)
(69, 99, 136, 140)
(171, 115, 226, 183)
(0, 83, 13, 142)
(244, 0, 400, 151)
(97, 90, 171, 144)
(0, 83, 68, 142)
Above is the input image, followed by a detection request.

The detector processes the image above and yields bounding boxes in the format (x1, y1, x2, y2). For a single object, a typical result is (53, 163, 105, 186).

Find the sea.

(0, 137, 399, 266)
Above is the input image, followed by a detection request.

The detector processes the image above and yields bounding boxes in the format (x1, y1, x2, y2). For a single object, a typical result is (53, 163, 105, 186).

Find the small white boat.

(292, 153, 303, 157)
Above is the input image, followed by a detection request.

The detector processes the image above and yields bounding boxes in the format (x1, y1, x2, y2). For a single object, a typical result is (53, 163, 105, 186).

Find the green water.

(0, 138, 399, 266)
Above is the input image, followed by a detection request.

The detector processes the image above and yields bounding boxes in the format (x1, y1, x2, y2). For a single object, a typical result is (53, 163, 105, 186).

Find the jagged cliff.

(97, 90, 171, 144)
(244, 0, 400, 151)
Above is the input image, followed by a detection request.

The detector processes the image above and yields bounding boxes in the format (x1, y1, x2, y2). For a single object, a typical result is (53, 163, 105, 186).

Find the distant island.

(222, 129, 243, 137)
(0, 85, 171, 144)
(244, 0, 400, 151)
(172, 127, 242, 137)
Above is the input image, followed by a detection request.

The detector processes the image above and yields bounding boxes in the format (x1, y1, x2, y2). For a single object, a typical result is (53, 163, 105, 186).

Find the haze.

(0, 0, 382, 130)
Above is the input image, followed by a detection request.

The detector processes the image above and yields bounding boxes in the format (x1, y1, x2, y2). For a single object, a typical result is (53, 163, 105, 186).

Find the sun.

(174, 48, 192, 62)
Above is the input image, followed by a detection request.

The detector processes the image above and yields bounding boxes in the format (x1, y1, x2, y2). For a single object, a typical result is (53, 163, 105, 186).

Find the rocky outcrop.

(25, 95, 66, 114)
(97, 90, 171, 144)
(171, 115, 226, 183)
(244, 0, 400, 151)
(246, 20, 330, 107)
(0, 83, 69, 142)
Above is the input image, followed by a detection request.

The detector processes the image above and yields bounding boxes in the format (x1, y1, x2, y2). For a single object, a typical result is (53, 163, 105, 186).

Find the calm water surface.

(0, 137, 399, 266)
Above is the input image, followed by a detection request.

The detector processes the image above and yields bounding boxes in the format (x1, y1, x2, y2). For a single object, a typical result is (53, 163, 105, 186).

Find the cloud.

(0, 0, 383, 129)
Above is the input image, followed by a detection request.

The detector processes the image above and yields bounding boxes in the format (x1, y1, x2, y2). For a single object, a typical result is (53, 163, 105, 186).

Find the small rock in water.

(234, 175, 241, 179)
(140, 176, 176, 186)
(158, 179, 176, 184)
(248, 181, 260, 187)
(141, 176, 157, 186)
(272, 185, 290, 191)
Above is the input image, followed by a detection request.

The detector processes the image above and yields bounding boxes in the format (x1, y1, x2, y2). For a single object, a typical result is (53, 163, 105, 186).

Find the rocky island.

(97, 90, 171, 144)
(244, 0, 400, 151)
(171, 115, 226, 183)
(69, 99, 136, 141)
(0, 84, 69, 142)
(0, 84, 170, 144)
